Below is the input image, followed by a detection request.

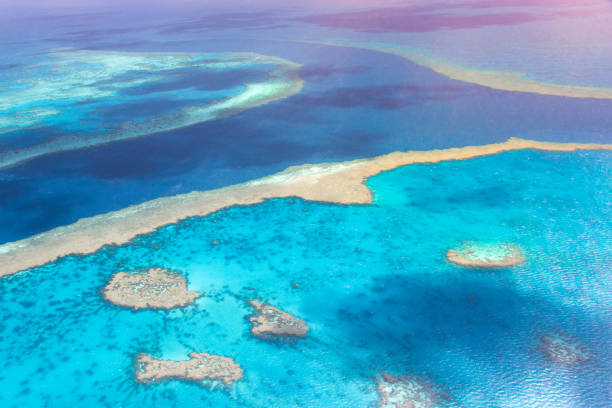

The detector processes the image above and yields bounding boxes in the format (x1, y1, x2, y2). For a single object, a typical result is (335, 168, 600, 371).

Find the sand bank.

(0, 137, 610, 278)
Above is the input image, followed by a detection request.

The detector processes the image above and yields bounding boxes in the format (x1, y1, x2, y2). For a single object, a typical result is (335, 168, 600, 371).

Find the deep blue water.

(1, 150, 610, 407)
(2, 40, 612, 244)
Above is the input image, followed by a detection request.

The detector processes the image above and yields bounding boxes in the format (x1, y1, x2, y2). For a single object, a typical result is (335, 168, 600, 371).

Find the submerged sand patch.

(446, 243, 524, 268)
(376, 372, 450, 408)
(103, 268, 201, 310)
(135, 352, 243, 386)
(0, 138, 610, 278)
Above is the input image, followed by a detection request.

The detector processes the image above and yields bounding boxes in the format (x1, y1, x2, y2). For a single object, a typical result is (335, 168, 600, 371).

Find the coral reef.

(248, 301, 309, 340)
(135, 352, 243, 386)
(103, 268, 200, 310)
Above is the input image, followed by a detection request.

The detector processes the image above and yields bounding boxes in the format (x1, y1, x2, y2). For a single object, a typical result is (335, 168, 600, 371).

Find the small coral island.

(103, 268, 201, 310)
(376, 372, 450, 408)
(540, 333, 590, 365)
(248, 301, 309, 340)
(135, 352, 243, 386)
(446, 243, 524, 268)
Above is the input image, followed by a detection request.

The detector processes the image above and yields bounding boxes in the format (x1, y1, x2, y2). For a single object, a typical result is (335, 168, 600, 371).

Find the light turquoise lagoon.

(1, 149, 610, 407)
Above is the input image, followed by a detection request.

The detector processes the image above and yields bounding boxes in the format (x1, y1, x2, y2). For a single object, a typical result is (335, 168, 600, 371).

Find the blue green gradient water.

(1, 149, 610, 407)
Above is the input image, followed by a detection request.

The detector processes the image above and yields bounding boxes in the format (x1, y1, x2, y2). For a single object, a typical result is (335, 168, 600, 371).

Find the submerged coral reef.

(0, 49, 303, 170)
(376, 372, 450, 408)
(540, 333, 590, 365)
(446, 243, 524, 268)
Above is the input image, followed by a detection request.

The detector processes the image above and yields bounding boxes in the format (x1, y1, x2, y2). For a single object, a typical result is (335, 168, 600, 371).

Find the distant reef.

(103, 268, 201, 310)
(308, 40, 612, 100)
(135, 352, 243, 386)
(248, 301, 309, 340)
(0, 138, 610, 278)
(0, 49, 303, 170)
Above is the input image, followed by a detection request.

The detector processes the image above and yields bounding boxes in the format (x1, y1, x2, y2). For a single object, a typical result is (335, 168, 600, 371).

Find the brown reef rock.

(103, 268, 201, 310)
(248, 300, 309, 340)
(135, 352, 243, 386)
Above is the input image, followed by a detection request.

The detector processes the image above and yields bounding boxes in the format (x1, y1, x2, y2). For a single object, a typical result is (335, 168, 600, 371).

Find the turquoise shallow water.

(1, 149, 610, 407)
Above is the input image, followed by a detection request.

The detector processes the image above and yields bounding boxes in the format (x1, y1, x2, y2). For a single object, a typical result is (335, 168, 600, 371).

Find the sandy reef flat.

(103, 268, 201, 310)
(135, 352, 243, 386)
(0, 137, 610, 278)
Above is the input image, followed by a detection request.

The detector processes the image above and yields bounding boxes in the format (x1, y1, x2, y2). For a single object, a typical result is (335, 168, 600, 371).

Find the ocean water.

(1, 149, 610, 407)
(2, 39, 611, 244)
(1, 1, 611, 407)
